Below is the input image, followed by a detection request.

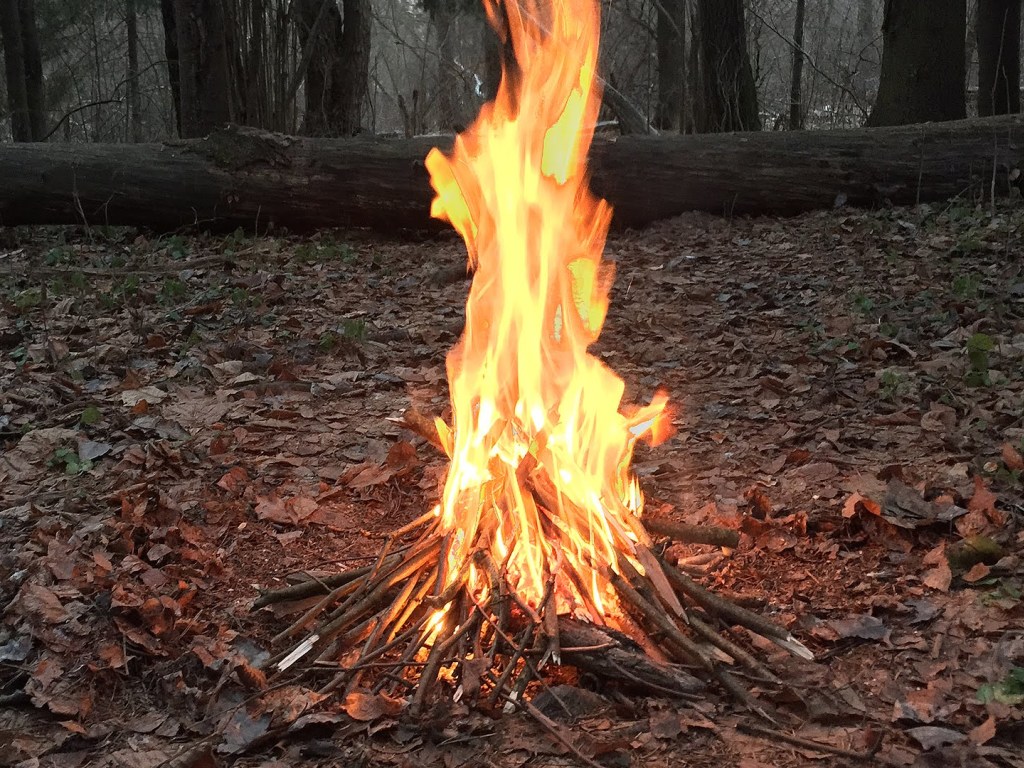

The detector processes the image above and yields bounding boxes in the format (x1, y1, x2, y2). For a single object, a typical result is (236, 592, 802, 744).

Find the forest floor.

(1, 201, 1023, 768)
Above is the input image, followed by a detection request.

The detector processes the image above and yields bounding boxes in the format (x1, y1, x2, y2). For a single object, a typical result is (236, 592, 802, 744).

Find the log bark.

(0, 117, 1022, 233)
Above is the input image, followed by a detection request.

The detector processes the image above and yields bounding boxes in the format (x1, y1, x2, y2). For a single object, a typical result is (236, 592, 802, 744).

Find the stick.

(252, 565, 374, 609)
(737, 722, 883, 761)
(660, 557, 814, 660)
(643, 517, 740, 548)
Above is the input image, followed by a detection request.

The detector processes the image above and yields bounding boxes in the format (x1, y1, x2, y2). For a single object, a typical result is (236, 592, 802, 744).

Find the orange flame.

(424, 0, 669, 622)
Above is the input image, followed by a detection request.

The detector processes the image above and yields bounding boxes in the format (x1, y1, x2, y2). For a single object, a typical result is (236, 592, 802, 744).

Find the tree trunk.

(868, 0, 967, 126)
(694, 0, 760, 132)
(0, 118, 1021, 232)
(788, 0, 806, 129)
(297, 0, 370, 136)
(337, 0, 370, 134)
(854, 0, 877, 102)
(433, 0, 459, 131)
(18, 0, 44, 140)
(655, 0, 686, 131)
(481, 14, 502, 101)
(127, 0, 143, 142)
(160, 0, 182, 136)
(0, 0, 31, 141)
(174, 0, 234, 137)
(977, 0, 1022, 115)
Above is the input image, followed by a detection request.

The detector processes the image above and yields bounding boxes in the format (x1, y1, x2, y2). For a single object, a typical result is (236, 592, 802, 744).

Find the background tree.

(788, 0, 806, 129)
(977, 0, 1021, 115)
(0, 0, 31, 140)
(1, 0, 44, 141)
(655, 0, 686, 131)
(694, 0, 760, 132)
(174, 0, 234, 137)
(867, 0, 966, 126)
(295, 0, 371, 136)
(126, 0, 142, 142)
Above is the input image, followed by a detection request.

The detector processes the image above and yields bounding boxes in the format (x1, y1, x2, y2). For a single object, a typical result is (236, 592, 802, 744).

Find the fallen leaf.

(16, 583, 69, 624)
(829, 614, 887, 640)
(343, 691, 406, 722)
(121, 386, 168, 407)
(217, 466, 249, 494)
(649, 710, 683, 739)
(905, 726, 965, 750)
(1001, 443, 1024, 471)
(961, 562, 991, 583)
(968, 715, 997, 746)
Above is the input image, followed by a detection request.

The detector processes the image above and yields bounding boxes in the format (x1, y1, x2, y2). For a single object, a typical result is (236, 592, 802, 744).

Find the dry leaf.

(343, 691, 406, 722)
(968, 715, 997, 746)
(1001, 443, 1024, 471)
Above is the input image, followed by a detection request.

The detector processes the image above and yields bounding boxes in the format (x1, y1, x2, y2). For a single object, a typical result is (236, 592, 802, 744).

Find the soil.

(1, 201, 1022, 767)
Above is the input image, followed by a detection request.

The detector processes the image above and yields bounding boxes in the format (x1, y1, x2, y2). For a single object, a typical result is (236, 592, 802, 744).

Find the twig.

(643, 517, 740, 548)
(736, 722, 883, 761)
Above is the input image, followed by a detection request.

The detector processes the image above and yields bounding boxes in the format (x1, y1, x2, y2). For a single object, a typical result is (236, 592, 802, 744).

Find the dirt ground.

(1, 202, 1023, 767)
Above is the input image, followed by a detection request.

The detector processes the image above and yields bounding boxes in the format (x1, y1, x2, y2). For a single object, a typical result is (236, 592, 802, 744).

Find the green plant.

(340, 318, 367, 339)
(977, 668, 1024, 706)
(50, 446, 92, 475)
(879, 369, 906, 401)
(13, 288, 42, 312)
(159, 278, 187, 305)
(162, 235, 190, 259)
(230, 287, 258, 307)
(951, 272, 983, 300)
(966, 332, 995, 386)
(80, 406, 102, 426)
(318, 330, 339, 351)
(44, 246, 74, 266)
(852, 293, 875, 315)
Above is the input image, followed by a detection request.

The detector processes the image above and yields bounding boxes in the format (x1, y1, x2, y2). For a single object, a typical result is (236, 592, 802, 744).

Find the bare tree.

(0, 0, 31, 140)
(126, 0, 142, 141)
(977, 0, 1021, 115)
(655, 0, 686, 131)
(296, 0, 371, 136)
(788, 0, 806, 129)
(695, 0, 760, 131)
(174, 0, 235, 137)
(868, 0, 966, 126)
(1, 0, 45, 141)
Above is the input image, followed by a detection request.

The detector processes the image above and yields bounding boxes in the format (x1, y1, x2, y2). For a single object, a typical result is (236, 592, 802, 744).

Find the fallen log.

(1, 116, 1022, 233)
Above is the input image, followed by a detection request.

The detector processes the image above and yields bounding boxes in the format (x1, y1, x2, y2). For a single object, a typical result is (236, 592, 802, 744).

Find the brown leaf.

(343, 691, 406, 722)
(97, 643, 127, 669)
(829, 614, 887, 640)
(843, 492, 881, 519)
(1001, 443, 1024, 471)
(16, 583, 69, 624)
(217, 466, 249, 494)
(649, 710, 683, 739)
(236, 662, 267, 691)
(961, 562, 991, 583)
(968, 715, 997, 746)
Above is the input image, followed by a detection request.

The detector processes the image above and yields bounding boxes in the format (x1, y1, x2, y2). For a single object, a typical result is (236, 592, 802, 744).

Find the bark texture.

(296, 0, 370, 136)
(977, 0, 1022, 116)
(655, 0, 686, 131)
(174, 0, 235, 137)
(0, 0, 30, 141)
(0, 118, 1021, 232)
(868, 0, 966, 126)
(694, 0, 759, 132)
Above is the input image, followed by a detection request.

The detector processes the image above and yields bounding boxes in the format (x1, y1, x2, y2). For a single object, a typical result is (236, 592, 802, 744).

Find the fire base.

(253, 513, 812, 722)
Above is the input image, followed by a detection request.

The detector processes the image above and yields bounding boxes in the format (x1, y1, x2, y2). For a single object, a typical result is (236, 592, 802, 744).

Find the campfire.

(258, 0, 810, 718)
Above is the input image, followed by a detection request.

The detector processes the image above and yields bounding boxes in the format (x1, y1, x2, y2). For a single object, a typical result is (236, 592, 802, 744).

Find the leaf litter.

(0, 202, 1023, 767)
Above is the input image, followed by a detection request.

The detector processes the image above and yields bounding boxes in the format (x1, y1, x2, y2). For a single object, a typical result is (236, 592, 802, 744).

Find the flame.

(424, 0, 669, 622)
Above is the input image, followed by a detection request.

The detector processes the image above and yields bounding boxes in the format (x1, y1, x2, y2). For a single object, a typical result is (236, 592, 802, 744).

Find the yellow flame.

(425, 0, 670, 621)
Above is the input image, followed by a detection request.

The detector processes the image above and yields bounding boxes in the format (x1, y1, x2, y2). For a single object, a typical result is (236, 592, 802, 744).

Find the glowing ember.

(425, 0, 670, 625)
